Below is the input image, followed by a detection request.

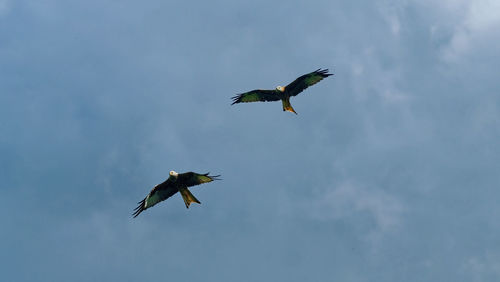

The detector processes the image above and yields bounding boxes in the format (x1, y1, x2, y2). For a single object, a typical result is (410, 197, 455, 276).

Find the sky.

(1, 0, 500, 281)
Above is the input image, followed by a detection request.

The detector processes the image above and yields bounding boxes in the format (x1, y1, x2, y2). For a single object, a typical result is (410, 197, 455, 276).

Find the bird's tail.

(179, 187, 201, 209)
(282, 98, 297, 115)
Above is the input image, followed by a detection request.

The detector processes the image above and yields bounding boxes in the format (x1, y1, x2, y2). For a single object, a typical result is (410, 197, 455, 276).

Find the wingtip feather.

(315, 68, 333, 77)
(231, 94, 243, 105)
(204, 172, 222, 181)
(211, 175, 222, 180)
(132, 198, 146, 218)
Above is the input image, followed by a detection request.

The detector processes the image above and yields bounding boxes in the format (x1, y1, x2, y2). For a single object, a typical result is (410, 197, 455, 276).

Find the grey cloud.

(1, 0, 500, 281)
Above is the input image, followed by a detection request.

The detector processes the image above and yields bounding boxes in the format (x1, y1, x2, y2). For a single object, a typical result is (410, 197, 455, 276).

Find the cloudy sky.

(1, 0, 500, 281)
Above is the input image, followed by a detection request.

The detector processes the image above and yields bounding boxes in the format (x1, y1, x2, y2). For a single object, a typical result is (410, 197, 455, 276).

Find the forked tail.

(179, 187, 201, 209)
(281, 98, 297, 115)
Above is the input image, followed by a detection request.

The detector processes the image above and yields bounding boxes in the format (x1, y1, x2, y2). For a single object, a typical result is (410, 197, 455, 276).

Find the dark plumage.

(231, 69, 333, 114)
(133, 171, 221, 218)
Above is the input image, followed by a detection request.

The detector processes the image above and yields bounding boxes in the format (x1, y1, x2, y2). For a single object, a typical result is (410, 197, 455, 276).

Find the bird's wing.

(133, 179, 177, 218)
(285, 69, 333, 97)
(231, 89, 280, 105)
(177, 172, 221, 187)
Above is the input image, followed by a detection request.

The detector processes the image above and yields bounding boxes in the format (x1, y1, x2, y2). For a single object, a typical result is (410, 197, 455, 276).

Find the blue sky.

(1, 0, 500, 281)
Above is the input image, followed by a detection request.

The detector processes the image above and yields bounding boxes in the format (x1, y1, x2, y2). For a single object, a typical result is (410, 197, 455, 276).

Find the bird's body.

(133, 171, 221, 217)
(231, 69, 333, 114)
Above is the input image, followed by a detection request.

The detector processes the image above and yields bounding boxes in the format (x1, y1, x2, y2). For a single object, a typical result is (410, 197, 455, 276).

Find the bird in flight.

(133, 171, 221, 217)
(231, 69, 333, 114)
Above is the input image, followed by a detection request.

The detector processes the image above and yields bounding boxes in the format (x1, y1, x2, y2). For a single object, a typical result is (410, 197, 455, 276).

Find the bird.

(231, 68, 333, 114)
(133, 171, 221, 217)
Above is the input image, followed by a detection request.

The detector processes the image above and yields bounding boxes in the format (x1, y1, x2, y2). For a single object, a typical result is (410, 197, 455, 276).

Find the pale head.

(169, 170, 179, 178)
(276, 86, 285, 92)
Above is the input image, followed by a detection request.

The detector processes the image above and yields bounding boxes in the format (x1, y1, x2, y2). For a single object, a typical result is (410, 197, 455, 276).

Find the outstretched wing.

(133, 178, 177, 218)
(231, 90, 280, 105)
(285, 69, 333, 97)
(177, 172, 221, 187)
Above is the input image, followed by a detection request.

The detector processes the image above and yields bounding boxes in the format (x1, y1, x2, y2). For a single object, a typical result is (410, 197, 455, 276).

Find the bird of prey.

(133, 171, 221, 217)
(231, 69, 333, 114)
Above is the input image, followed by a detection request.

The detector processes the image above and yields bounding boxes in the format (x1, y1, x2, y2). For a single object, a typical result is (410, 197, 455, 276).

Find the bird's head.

(276, 86, 285, 92)
(169, 170, 179, 179)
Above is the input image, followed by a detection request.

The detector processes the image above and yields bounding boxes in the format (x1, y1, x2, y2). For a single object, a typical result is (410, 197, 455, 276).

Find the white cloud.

(380, 89, 410, 103)
(377, 0, 500, 62)
(0, 0, 10, 16)
(439, 0, 500, 61)
(462, 254, 500, 282)
(466, 0, 500, 30)
(309, 182, 405, 240)
(377, 1, 406, 36)
(348, 51, 411, 104)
